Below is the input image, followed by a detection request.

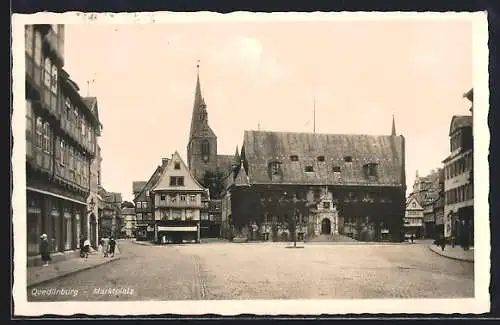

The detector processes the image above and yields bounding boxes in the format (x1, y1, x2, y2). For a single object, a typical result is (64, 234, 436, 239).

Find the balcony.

(155, 200, 202, 209)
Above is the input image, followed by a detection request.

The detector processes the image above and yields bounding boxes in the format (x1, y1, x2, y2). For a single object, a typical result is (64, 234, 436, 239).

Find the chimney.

(162, 158, 169, 167)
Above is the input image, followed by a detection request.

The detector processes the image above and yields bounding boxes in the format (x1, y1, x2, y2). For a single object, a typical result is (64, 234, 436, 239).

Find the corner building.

(25, 24, 102, 261)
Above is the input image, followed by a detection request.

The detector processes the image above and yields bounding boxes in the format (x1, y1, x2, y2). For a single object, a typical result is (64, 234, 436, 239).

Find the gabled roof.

(132, 181, 147, 194)
(234, 161, 250, 187)
(406, 195, 423, 210)
(133, 166, 164, 202)
(241, 130, 405, 186)
(449, 115, 472, 136)
(151, 151, 205, 192)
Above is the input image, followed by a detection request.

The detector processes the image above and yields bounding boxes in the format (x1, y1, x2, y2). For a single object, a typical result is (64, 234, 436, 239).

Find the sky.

(62, 17, 473, 202)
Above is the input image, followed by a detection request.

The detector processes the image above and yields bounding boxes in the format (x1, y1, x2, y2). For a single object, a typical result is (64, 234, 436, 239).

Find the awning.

(157, 226, 197, 232)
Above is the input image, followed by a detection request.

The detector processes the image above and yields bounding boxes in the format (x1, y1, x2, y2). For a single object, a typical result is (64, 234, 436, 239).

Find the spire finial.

(197, 59, 200, 72)
(391, 113, 396, 136)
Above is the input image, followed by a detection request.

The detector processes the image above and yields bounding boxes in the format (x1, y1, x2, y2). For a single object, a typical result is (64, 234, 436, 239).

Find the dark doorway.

(321, 218, 331, 235)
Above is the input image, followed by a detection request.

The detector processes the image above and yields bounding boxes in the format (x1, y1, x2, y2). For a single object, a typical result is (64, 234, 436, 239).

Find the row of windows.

(27, 101, 90, 185)
(445, 152, 473, 180)
(289, 155, 353, 162)
(136, 201, 149, 209)
(159, 209, 196, 221)
(270, 161, 377, 177)
(159, 194, 197, 203)
(445, 183, 474, 205)
(26, 26, 96, 153)
(26, 26, 58, 93)
(135, 213, 153, 221)
(169, 176, 184, 186)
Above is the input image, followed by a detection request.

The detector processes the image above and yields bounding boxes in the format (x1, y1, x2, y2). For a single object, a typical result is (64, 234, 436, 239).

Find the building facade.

(150, 151, 205, 244)
(25, 24, 101, 261)
(132, 158, 168, 241)
(404, 195, 424, 238)
(98, 187, 122, 238)
(222, 120, 407, 242)
(120, 207, 136, 238)
(86, 143, 103, 248)
(443, 89, 474, 245)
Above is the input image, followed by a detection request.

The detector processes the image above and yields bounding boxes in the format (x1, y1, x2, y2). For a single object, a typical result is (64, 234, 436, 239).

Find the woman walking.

(83, 238, 91, 258)
(40, 234, 51, 266)
(109, 237, 116, 257)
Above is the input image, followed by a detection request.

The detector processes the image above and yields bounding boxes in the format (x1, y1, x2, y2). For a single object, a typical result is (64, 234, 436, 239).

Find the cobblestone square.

(28, 240, 474, 301)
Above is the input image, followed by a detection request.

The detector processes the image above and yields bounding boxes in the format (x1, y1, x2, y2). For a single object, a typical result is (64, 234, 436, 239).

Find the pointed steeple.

(233, 146, 240, 166)
(189, 61, 215, 142)
(234, 160, 250, 186)
(391, 114, 396, 136)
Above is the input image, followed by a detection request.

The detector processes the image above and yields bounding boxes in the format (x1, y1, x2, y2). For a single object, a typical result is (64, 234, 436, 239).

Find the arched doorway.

(321, 218, 331, 235)
(89, 213, 97, 248)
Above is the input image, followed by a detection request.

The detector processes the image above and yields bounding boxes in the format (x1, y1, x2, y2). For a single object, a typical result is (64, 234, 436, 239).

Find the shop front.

(155, 220, 200, 244)
(26, 188, 86, 258)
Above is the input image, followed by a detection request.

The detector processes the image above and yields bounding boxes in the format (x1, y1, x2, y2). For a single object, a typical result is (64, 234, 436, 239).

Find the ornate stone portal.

(312, 198, 339, 236)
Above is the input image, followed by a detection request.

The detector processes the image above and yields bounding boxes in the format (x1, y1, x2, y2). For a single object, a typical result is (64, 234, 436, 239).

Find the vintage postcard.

(12, 11, 489, 316)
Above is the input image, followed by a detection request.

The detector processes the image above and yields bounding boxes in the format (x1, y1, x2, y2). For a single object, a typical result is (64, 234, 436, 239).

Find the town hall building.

(185, 66, 407, 242)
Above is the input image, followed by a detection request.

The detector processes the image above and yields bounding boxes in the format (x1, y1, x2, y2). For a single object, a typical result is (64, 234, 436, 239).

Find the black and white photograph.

(12, 11, 489, 316)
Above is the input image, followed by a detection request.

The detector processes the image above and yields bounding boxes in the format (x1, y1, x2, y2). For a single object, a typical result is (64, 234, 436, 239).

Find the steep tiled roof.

(132, 181, 147, 194)
(151, 151, 205, 192)
(241, 130, 404, 186)
(133, 166, 164, 202)
(234, 161, 250, 186)
(449, 115, 472, 136)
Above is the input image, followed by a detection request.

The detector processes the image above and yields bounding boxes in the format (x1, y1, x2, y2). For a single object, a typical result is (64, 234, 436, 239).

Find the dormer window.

(290, 155, 299, 161)
(344, 156, 353, 163)
(270, 161, 281, 175)
(174, 162, 181, 170)
(317, 156, 325, 162)
(305, 166, 314, 172)
(364, 162, 379, 178)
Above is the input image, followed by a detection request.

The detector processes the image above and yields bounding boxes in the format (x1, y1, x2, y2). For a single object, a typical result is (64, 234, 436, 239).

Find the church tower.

(187, 63, 218, 182)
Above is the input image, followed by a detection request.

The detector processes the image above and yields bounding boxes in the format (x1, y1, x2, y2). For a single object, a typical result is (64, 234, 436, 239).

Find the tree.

(121, 201, 135, 209)
(202, 169, 226, 199)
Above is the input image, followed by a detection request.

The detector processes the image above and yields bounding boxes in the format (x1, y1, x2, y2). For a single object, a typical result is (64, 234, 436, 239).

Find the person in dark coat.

(109, 237, 116, 257)
(40, 233, 51, 266)
(80, 236, 86, 258)
(440, 235, 446, 251)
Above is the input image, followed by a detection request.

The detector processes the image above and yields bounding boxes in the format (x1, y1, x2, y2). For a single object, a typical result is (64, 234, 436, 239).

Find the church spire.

(189, 60, 213, 142)
(391, 114, 396, 136)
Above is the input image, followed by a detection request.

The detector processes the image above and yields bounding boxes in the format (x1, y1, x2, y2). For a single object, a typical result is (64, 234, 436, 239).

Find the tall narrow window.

(60, 139, 65, 165)
(50, 65, 58, 93)
(26, 100, 33, 139)
(81, 119, 86, 137)
(35, 117, 43, 148)
(201, 140, 210, 156)
(43, 57, 52, 87)
(271, 162, 281, 175)
(42, 122, 50, 153)
(34, 31, 42, 66)
(25, 25, 33, 56)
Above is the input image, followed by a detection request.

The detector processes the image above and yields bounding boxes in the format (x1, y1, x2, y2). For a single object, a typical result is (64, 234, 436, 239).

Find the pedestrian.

(440, 235, 446, 251)
(101, 236, 110, 257)
(40, 233, 51, 266)
(410, 233, 414, 244)
(83, 238, 91, 258)
(79, 236, 86, 258)
(451, 235, 456, 248)
(109, 237, 116, 257)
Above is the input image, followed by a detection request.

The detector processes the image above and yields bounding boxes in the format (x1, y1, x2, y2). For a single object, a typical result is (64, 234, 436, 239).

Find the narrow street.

(28, 240, 474, 301)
